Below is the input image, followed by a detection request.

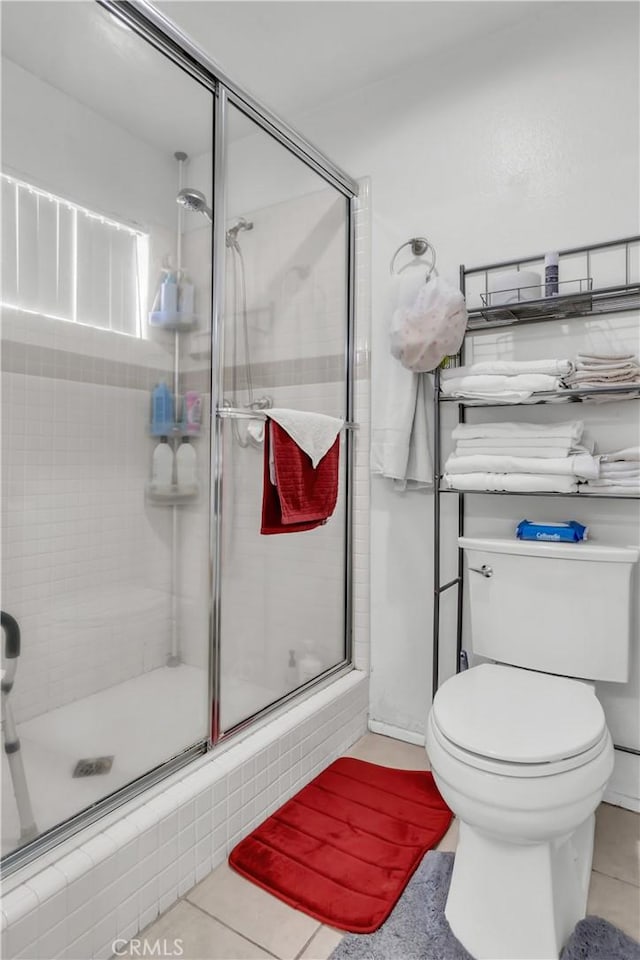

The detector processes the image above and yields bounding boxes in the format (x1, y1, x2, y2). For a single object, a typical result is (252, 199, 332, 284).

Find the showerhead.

(226, 217, 254, 244)
(176, 188, 212, 222)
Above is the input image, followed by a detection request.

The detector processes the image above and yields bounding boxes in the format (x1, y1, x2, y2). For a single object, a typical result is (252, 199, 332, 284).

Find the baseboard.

(604, 748, 640, 811)
(368, 718, 426, 746)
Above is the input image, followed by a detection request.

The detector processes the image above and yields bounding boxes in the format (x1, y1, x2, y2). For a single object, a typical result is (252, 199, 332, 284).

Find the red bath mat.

(228, 756, 452, 933)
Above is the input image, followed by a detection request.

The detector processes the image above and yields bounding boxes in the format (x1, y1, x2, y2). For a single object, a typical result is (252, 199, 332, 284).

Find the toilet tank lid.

(432, 664, 607, 764)
(459, 536, 640, 563)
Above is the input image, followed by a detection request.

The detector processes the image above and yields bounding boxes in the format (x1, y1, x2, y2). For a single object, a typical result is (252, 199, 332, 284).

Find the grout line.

(590, 866, 640, 889)
(185, 897, 282, 959)
(294, 923, 324, 960)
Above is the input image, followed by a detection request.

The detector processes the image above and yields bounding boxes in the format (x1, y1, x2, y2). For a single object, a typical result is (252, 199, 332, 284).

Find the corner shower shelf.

(150, 425, 201, 439)
(148, 311, 198, 331)
(145, 482, 199, 504)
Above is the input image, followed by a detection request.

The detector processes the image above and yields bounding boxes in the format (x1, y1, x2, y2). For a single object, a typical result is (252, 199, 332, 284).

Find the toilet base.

(445, 816, 594, 960)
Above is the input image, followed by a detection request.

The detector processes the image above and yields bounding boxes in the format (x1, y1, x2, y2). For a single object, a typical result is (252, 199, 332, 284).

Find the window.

(1, 173, 149, 337)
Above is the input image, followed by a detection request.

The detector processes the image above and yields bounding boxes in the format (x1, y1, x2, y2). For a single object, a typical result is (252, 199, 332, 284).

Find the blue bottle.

(151, 382, 174, 436)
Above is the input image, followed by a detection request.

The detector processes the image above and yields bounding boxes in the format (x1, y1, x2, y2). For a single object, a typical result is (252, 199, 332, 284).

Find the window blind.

(1, 173, 149, 336)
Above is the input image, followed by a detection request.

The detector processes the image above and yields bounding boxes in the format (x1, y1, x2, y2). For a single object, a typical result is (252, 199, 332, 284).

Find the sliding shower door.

(216, 102, 351, 734)
(1, 1, 213, 860)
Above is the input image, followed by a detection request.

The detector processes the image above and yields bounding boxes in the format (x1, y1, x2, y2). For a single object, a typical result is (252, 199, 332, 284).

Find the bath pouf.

(390, 276, 468, 373)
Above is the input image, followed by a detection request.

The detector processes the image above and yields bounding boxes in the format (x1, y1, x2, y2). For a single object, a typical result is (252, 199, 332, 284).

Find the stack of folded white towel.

(443, 420, 599, 493)
(440, 359, 573, 403)
(562, 353, 640, 394)
(584, 447, 640, 495)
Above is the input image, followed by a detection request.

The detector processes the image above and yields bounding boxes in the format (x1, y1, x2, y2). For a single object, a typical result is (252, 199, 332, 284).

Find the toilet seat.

(431, 664, 608, 777)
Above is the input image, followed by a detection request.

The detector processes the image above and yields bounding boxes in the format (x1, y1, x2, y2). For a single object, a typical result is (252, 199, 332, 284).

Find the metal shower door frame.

(208, 87, 358, 745)
(3, 0, 359, 876)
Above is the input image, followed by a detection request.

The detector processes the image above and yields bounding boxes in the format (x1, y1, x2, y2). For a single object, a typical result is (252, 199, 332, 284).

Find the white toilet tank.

(460, 537, 639, 682)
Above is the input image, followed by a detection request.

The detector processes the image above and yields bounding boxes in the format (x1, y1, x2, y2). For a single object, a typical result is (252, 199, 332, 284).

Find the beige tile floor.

(125, 733, 640, 959)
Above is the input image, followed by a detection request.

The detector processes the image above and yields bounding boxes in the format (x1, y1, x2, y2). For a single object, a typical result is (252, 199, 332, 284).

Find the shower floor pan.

(1, 664, 208, 857)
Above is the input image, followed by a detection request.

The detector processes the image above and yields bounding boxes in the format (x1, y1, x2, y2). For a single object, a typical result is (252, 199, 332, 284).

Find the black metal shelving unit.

(431, 236, 640, 760)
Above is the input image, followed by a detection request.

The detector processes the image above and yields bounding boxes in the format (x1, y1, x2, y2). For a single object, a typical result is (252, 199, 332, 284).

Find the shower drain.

(72, 756, 114, 778)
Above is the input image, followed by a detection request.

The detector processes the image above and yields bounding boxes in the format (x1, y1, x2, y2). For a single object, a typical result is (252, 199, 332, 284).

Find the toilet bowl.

(426, 664, 614, 960)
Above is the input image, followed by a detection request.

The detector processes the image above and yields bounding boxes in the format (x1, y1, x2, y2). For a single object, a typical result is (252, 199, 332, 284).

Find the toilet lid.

(432, 664, 607, 764)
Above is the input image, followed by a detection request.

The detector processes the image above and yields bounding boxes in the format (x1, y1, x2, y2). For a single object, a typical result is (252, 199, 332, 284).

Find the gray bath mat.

(329, 852, 640, 960)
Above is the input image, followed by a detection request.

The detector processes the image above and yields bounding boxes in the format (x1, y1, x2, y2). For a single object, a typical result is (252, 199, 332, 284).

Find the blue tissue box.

(516, 520, 588, 543)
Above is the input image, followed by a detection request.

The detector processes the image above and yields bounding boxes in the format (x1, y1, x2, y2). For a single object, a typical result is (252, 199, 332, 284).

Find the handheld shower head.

(177, 188, 212, 222)
(226, 217, 254, 244)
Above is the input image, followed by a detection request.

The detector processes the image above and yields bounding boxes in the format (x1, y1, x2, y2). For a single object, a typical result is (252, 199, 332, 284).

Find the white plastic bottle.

(298, 642, 322, 685)
(176, 439, 197, 493)
(151, 438, 174, 492)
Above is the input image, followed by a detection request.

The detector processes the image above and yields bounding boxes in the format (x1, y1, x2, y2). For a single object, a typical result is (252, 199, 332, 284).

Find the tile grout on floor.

(184, 894, 283, 959)
(590, 866, 640, 889)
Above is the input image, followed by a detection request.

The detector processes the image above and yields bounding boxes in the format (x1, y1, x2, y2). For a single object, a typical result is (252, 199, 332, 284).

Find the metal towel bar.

(217, 407, 359, 430)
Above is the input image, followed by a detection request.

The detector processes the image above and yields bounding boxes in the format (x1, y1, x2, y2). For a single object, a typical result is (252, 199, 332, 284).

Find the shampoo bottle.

(183, 391, 202, 435)
(160, 272, 178, 314)
(151, 438, 174, 492)
(151, 382, 174, 436)
(176, 439, 197, 492)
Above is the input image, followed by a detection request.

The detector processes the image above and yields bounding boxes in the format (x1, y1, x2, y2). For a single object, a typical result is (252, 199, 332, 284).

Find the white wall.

(287, 2, 640, 801)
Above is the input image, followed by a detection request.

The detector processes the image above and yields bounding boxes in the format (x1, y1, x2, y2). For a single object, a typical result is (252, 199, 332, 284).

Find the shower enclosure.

(0, 0, 357, 871)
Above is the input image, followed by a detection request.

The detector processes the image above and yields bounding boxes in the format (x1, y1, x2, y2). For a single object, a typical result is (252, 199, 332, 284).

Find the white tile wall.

(1, 370, 173, 723)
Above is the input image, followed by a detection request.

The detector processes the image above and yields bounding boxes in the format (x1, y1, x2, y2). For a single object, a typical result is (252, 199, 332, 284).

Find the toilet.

(426, 536, 639, 960)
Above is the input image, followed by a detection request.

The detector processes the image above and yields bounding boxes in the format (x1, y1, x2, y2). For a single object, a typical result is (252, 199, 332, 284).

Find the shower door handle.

(468, 565, 493, 578)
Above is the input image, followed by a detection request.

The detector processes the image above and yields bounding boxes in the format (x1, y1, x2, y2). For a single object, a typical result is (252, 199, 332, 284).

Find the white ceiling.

(1, 0, 213, 157)
(159, 1, 545, 120)
(2, 0, 545, 157)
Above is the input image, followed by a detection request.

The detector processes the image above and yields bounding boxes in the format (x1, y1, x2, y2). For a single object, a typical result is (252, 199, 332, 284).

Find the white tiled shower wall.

(177, 181, 371, 706)
(1, 179, 371, 959)
(0, 314, 179, 723)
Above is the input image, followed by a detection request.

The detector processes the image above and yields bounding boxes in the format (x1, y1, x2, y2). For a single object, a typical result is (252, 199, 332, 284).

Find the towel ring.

(390, 237, 437, 281)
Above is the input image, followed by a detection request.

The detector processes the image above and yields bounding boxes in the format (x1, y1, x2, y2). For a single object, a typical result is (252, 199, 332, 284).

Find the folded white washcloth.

(444, 453, 599, 480)
(455, 435, 594, 452)
(600, 447, 640, 463)
(576, 359, 639, 371)
(267, 409, 343, 467)
(454, 444, 589, 459)
(577, 352, 637, 363)
(441, 373, 560, 402)
(587, 477, 640, 488)
(600, 468, 640, 480)
(443, 472, 578, 493)
(565, 369, 640, 384)
(440, 359, 573, 380)
(452, 421, 584, 442)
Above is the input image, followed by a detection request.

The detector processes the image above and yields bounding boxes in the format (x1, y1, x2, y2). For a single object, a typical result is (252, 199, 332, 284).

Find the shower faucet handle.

(469, 564, 493, 578)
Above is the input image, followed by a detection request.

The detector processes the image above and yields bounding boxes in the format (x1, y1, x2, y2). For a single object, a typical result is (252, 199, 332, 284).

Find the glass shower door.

(216, 102, 351, 734)
(1, 1, 213, 860)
